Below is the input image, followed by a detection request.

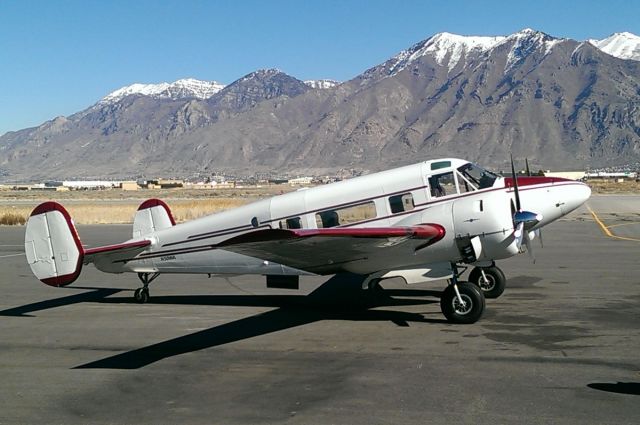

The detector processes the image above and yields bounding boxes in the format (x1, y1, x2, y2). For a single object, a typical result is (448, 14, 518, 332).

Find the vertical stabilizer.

(24, 202, 84, 287)
(133, 199, 176, 238)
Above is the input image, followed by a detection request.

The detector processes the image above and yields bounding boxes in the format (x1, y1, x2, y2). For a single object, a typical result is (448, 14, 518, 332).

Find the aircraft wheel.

(469, 266, 506, 299)
(134, 287, 149, 304)
(440, 282, 485, 324)
(367, 278, 384, 292)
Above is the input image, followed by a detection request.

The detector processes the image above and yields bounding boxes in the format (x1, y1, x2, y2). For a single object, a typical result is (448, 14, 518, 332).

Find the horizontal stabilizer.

(84, 240, 151, 264)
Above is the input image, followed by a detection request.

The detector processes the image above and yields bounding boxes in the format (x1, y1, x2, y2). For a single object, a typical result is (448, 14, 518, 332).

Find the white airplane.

(24, 158, 590, 324)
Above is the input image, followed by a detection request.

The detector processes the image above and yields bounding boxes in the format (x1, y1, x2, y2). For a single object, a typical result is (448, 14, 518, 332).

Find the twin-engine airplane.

(24, 158, 590, 324)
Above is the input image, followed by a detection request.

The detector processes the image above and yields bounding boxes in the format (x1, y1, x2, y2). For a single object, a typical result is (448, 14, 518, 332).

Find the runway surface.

(1, 195, 639, 424)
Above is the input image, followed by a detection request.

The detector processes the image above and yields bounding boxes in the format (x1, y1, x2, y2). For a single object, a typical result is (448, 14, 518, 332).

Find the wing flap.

(217, 225, 445, 275)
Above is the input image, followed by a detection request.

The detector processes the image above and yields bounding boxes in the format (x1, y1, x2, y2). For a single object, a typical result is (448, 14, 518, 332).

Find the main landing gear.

(134, 272, 160, 304)
(468, 265, 506, 299)
(440, 265, 485, 324)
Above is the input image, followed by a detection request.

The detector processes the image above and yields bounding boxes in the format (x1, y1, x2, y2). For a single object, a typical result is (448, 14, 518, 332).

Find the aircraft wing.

(216, 225, 445, 275)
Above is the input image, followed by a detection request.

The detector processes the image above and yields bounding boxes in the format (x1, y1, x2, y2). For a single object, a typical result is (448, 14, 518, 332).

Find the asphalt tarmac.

(1, 195, 639, 424)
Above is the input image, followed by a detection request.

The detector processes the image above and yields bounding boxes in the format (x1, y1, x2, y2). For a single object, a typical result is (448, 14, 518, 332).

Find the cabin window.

(279, 217, 302, 229)
(315, 201, 376, 228)
(428, 172, 456, 198)
(389, 193, 415, 214)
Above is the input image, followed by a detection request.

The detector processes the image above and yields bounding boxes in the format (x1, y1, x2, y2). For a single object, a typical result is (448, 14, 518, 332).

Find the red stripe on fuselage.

(504, 176, 573, 188)
(155, 179, 586, 249)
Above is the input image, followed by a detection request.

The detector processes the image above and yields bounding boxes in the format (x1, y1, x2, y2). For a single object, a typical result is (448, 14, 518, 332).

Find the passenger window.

(279, 217, 302, 229)
(316, 210, 340, 228)
(389, 193, 415, 214)
(315, 202, 376, 227)
(429, 172, 456, 198)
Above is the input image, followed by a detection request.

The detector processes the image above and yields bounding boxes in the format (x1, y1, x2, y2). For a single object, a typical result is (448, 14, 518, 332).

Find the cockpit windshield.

(457, 163, 499, 190)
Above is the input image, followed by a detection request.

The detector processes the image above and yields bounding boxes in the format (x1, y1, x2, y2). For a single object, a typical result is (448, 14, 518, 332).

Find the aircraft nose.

(564, 182, 591, 214)
(578, 182, 591, 204)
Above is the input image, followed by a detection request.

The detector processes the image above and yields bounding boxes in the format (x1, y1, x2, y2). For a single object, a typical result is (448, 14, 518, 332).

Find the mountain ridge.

(2, 28, 640, 180)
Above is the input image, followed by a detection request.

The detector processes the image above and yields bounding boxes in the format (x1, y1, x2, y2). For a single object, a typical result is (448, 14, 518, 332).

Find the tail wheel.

(440, 282, 485, 324)
(469, 266, 506, 299)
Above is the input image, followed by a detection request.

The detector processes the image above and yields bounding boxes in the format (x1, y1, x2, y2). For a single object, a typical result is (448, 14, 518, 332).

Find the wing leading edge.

(217, 224, 446, 275)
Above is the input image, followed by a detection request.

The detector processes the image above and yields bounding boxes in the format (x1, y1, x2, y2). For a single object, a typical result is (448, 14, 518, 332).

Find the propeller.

(510, 155, 543, 262)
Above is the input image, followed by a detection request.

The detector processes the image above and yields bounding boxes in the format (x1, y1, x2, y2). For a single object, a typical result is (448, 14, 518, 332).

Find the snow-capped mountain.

(386, 32, 506, 74)
(588, 32, 640, 61)
(304, 79, 340, 89)
(100, 78, 225, 104)
(367, 28, 567, 79)
(500, 28, 565, 71)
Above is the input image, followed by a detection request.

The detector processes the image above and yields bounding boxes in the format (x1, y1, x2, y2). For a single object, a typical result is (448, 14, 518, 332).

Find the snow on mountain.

(237, 68, 283, 83)
(388, 32, 506, 74)
(500, 28, 565, 71)
(588, 32, 640, 61)
(100, 78, 225, 104)
(304, 79, 340, 89)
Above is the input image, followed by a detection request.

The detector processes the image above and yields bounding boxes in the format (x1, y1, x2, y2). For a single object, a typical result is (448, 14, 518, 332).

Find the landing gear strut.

(468, 265, 506, 299)
(134, 272, 160, 304)
(440, 264, 485, 324)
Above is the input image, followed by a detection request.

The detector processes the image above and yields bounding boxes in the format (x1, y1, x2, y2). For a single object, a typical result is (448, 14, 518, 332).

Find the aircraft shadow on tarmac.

(0, 288, 122, 317)
(587, 382, 640, 396)
(0, 273, 445, 369)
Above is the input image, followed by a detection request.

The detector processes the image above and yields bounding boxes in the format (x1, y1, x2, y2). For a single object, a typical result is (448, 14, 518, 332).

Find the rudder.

(132, 199, 175, 238)
(24, 202, 84, 287)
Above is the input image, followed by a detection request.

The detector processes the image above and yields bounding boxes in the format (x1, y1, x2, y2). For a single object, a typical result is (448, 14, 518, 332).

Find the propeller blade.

(525, 158, 531, 176)
(510, 154, 521, 211)
(538, 228, 544, 248)
(514, 221, 524, 249)
(524, 230, 536, 263)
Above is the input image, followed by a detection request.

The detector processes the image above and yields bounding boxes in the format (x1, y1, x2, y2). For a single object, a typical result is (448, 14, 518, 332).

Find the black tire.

(440, 282, 485, 324)
(367, 278, 384, 292)
(469, 266, 506, 299)
(134, 288, 149, 304)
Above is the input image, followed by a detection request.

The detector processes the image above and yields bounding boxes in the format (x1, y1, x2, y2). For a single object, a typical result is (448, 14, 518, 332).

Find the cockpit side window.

(456, 171, 477, 193)
(457, 163, 498, 189)
(428, 172, 456, 198)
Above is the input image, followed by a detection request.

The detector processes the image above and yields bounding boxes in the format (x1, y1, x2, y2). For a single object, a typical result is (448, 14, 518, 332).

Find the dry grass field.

(584, 178, 640, 194)
(1, 179, 637, 225)
(0, 186, 294, 225)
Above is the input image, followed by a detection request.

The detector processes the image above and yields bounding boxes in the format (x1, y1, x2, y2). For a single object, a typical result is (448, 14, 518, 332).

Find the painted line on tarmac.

(0, 253, 25, 258)
(588, 207, 640, 242)
(607, 221, 640, 229)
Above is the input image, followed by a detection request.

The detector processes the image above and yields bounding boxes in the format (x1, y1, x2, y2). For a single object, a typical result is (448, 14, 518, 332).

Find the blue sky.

(1, 0, 639, 135)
